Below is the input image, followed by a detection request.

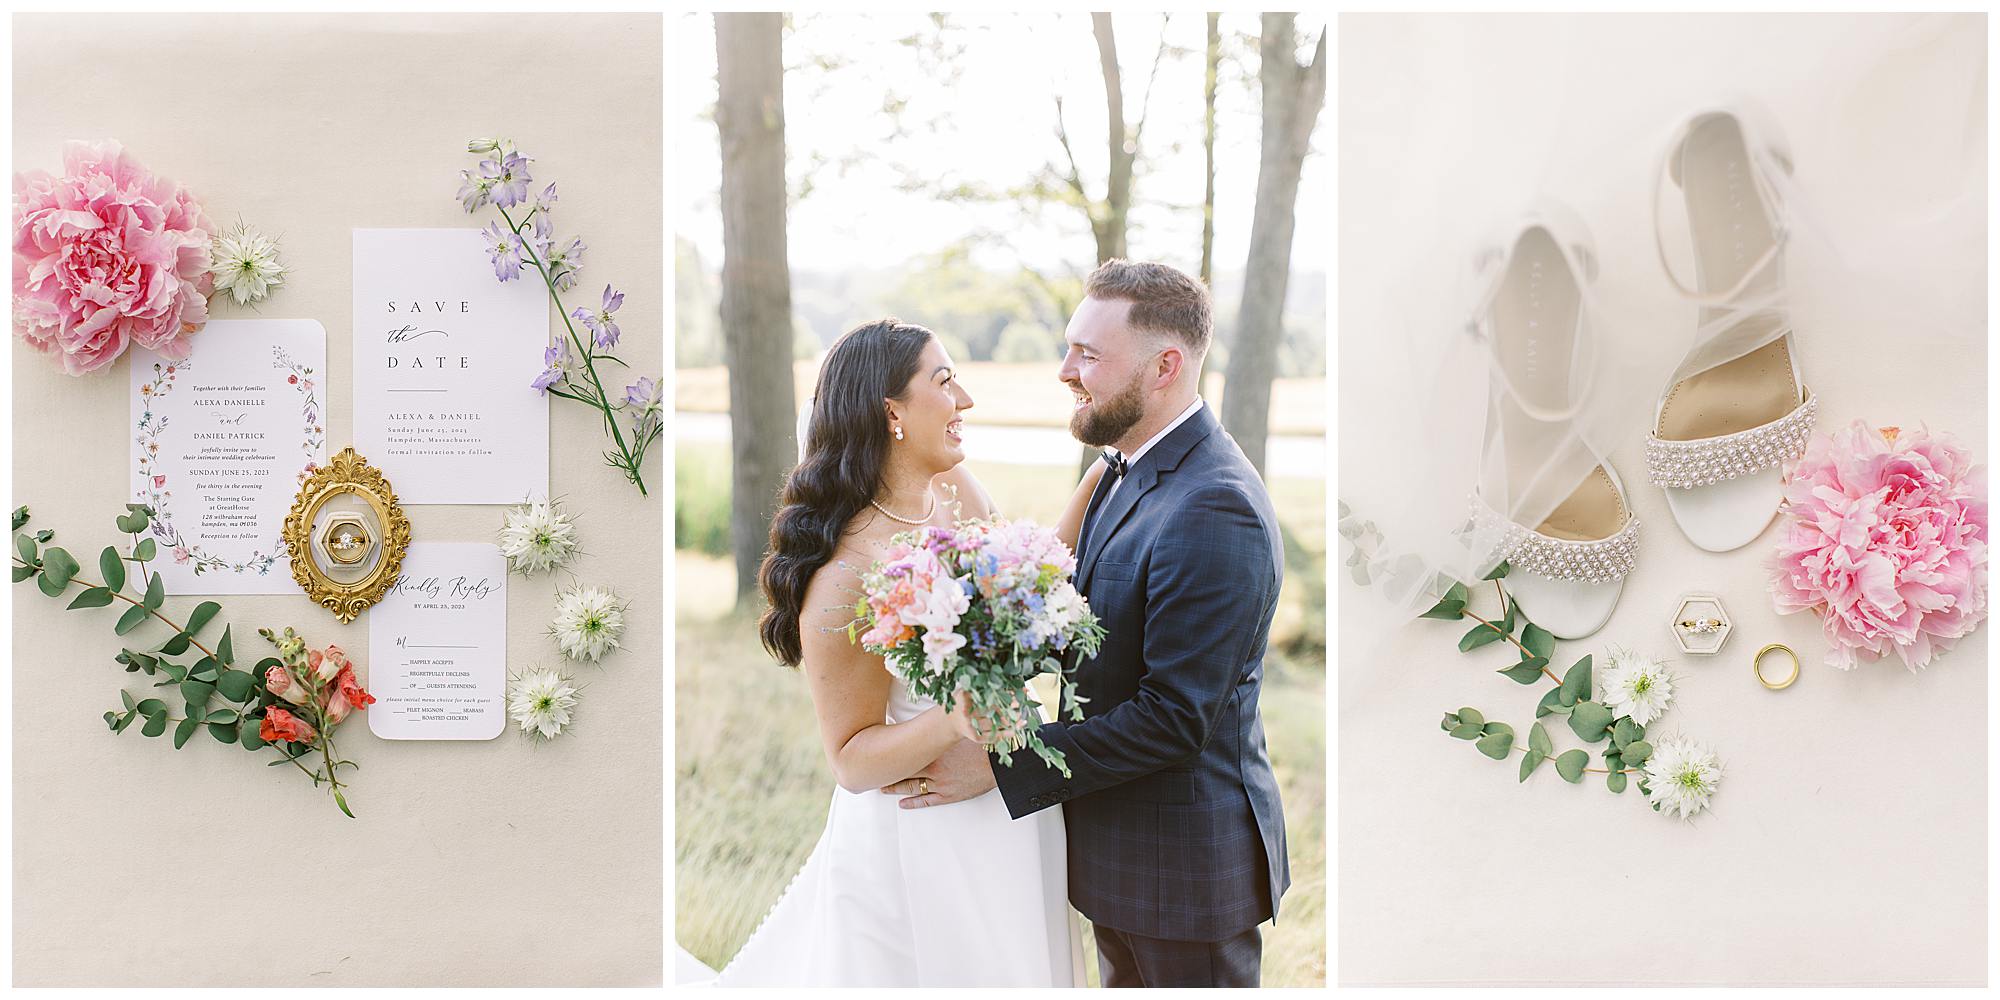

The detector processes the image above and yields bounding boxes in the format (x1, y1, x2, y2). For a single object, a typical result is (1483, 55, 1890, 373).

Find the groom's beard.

(1068, 371, 1146, 448)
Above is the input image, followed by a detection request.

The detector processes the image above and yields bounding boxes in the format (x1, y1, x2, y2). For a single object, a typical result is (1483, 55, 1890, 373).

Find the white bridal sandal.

(1467, 203, 1638, 639)
(1646, 103, 1815, 552)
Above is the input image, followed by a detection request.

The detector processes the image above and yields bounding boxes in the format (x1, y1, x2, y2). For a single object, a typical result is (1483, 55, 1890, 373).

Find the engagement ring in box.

(1670, 592, 1731, 656)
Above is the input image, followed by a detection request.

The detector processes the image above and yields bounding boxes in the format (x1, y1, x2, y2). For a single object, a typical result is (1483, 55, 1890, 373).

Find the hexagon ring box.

(1670, 592, 1732, 655)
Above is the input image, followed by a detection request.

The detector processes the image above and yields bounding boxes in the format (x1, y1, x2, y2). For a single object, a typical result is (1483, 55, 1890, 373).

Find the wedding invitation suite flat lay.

(368, 542, 508, 740)
(130, 319, 329, 595)
(352, 228, 550, 504)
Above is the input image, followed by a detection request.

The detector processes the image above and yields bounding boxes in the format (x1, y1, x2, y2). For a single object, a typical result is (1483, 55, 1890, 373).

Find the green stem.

(498, 206, 649, 496)
(1512, 744, 1639, 775)
(12, 557, 219, 662)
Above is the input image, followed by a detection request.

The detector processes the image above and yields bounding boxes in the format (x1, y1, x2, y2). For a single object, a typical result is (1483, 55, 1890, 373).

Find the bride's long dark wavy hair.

(758, 319, 936, 667)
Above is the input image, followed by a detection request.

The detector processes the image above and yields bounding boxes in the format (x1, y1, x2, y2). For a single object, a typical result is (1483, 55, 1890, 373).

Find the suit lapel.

(1076, 405, 1221, 593)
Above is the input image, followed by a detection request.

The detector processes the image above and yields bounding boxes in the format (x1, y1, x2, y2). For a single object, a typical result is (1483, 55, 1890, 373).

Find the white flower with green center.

(507, 668, 578, 740)
(551, 585, 627, 663)
(1642, 734, 1721, 819)
(497, 498, 580, 575)
(1601, 644, 1675, 726)
(208, 223, 289, 305)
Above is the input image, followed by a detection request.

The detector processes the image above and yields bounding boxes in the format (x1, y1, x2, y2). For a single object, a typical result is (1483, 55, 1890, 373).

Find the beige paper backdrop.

(1338, 12, 1987, 987)
(11, 14, 662, 986)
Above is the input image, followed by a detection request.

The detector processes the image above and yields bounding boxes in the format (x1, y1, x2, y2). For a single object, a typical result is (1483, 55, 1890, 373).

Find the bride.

(715, 319, 1100, 987)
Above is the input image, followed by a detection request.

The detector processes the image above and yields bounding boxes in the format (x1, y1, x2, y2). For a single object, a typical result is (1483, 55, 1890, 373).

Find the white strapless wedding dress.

(712, 677, 1085, 987)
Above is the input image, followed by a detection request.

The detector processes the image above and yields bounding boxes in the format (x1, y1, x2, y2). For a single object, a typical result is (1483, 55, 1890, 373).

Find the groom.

(886, 260, 1290, 987)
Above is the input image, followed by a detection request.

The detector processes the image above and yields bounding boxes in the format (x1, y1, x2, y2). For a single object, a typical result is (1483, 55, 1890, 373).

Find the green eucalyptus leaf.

(1567, 701, 1614, 743)
(42, 547, 79, 588)
(142, 572, 163, 610)
(141, 711, 168, 738)
(1445, 581, 1469, 606)
(173, 717, 198, 749)
(216, 669, 255, 703)
(12, 565, 33, 583)
(334, 789, 355, 819)
(17, 533, 39, 565)
(1622, 740, 1653, 766)
(1519, 749, 1543, 782)
(1475, 731, 1513, 760)
(185, 601, 221, 637)
(36, 572, 65, 598)
(1521, 623, 1555, 661)
(1607, 769, 1628, 793)
(1498, 658, 1545, 685)
(99, 546, 125, 592)
(1456, 707, 1484, 727)
(1481, 721, 1514, 739)
(1497, 597, 1516, 635)
(1482, 560, 1510, 581)
(66, 587, 114, 610)
(113, 711, 137, 733)
(1448, 723, 1482, 740)
(103, 710, 119, 729)
(1530, 722, 1553, 756)
(135, 538, 157, 562)
(1612, 717, 1640, 749)
(158, 632, 191, 656)
(180, 680, 214, 712)
(239, 719, 267, 750)
(205, 708, 239, 726)
(1418, 595, 1465, 620)
(1555, 749, 1588, 783)
(1561, 655, 1593, 704)
(217, 625, 234, 666)
(135, 698, 167, 717)
(1459, 623, 1505, 651)
(11, 506, 27, 531)
(208, 721, 239, 745)
(120, 690, 136, 712)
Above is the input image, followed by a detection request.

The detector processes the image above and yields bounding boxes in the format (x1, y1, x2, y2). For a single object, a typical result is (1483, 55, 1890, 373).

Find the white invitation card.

(129, 319, 328, 595)
(367, 542, 508, 741)
(352, 228, 549, 504)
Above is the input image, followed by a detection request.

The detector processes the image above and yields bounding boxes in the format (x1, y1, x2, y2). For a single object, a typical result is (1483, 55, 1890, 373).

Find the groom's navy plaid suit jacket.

(992, 404, 1289, 943)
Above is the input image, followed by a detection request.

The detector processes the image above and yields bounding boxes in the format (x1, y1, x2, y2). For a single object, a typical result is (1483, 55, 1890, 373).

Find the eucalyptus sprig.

(1422, 562, 1701, 815)
(11, 504, 362, 817)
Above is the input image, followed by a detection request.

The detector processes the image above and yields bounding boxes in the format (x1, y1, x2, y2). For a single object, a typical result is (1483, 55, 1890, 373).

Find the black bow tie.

(1102, 450, 1128, 480)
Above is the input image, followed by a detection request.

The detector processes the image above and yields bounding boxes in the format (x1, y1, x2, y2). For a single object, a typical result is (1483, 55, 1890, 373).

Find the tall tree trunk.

(715, 13, 798, 605)
(1090, 13, 1133, 263)
(1200, 12, 1220, 286)
(1221, 15, 1325, 478)
(1198, 12, 1222, 406)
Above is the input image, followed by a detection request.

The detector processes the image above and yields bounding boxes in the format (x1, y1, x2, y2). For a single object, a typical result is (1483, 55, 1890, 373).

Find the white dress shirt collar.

(1114, 397, 1204, 469)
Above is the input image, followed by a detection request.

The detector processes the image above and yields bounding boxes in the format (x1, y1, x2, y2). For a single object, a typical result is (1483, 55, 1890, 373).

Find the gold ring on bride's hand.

(919, 778, 931, 795)
(1754, 642, 1799, 690)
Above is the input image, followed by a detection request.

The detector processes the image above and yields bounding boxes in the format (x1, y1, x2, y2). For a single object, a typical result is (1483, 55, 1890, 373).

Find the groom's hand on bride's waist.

(880, 738, 997, 809)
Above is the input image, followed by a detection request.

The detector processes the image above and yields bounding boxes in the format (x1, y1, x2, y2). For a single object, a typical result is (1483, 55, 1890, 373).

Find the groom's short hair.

(1084, 259, 1212, 357)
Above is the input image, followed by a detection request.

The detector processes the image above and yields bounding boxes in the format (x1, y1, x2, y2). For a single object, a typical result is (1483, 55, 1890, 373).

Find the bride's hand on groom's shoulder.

(879, 736, 996, 809)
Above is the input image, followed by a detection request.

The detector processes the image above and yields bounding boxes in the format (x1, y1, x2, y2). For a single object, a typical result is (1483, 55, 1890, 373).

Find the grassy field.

(673, 454, 1325, 987)
(676, 361, 1327, 436)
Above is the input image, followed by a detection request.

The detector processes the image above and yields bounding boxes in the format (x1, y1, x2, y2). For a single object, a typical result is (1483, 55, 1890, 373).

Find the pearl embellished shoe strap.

(1645, 386, 1816, 489)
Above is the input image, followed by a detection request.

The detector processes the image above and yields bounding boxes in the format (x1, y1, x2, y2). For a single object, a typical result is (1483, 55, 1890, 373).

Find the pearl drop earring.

(893, 426, 904, 441)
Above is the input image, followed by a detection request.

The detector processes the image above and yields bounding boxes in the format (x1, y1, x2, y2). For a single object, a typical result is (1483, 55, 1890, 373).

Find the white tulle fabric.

(712, 677, 1085, 988)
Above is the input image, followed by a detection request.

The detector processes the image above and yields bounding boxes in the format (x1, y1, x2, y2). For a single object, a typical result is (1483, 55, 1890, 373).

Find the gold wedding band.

(1754, 642, 1799, 690)
(919, 778, 931, 795)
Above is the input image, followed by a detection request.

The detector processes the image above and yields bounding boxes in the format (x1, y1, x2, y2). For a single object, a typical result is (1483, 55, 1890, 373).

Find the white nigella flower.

(507, 668, 578, 740)
(550, 585, 627, 663)
(1642, 734, 1722, 820)
(208, 223, 289, 305)
(1601, 644, 1675, 726)
(497, 498, 580, 575)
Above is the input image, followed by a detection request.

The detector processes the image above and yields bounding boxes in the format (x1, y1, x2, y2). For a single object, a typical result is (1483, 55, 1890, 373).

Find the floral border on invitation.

(133, 348, 324, 577)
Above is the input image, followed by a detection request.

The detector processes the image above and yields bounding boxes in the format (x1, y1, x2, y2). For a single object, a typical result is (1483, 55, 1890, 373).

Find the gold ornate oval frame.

(283, 447, 412, 624)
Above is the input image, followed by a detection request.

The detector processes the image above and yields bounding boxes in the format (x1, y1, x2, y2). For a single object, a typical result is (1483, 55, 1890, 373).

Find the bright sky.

(674, 12, 1327, 278)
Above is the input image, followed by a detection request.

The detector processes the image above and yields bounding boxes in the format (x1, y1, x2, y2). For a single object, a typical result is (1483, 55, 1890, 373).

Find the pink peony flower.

(1768, 421, 1988, 671)
(13, 140, 213, 375)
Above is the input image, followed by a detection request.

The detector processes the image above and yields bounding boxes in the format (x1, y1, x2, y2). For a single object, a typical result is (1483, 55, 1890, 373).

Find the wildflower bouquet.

(852, 519, 1105, 776)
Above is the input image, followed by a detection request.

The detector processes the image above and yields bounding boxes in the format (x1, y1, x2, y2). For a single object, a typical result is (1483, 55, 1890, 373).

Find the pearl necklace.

(870, 493, 936, 525)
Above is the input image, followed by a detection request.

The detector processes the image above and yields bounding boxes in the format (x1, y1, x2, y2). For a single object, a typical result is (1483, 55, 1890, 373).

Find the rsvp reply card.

(129, 319, 328, 595)
(352, 228, 549, 504)
(367, 542, 508, 741)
